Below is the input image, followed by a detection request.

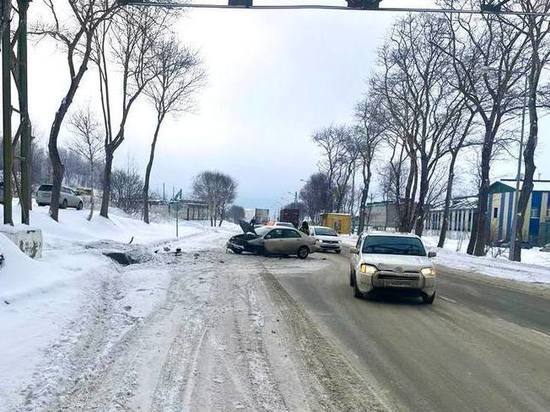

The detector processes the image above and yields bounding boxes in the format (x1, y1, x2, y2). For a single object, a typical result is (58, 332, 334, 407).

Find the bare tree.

(374, 14, 475, 237)
(313, 125, 358, 212)
(93, 5, 173, 219)
(111, 165, 144, 215)
(441, 1, 528, 255)
(502, 1, 550, 261)
(69, 105, 103, 220)
(299, 172, 331, 222)
(437, 103, 478, 247)
(354, 96, 385, 235)
(142, 38, 205, 223)
(31, 0, 119, 221)
(192, 171, 237, 226)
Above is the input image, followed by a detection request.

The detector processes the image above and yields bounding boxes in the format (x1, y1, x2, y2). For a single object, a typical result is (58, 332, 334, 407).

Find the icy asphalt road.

(267, 249, 550, 411)
(17, 240, 550, 411)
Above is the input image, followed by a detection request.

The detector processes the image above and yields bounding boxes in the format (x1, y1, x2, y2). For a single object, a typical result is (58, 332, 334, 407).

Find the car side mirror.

(350, 247, 359, 254)
(428, 251, 437, 258)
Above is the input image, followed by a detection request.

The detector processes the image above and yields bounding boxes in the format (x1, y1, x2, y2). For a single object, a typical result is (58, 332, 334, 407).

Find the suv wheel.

(297, 246, 309, 259)
(422, 292, 436, 305)
(61, 199, 68, 209)
(77, 201, 83, 210)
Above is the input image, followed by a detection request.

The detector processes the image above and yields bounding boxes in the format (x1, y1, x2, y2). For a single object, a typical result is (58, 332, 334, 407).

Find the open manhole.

(104, 252, 139, 266)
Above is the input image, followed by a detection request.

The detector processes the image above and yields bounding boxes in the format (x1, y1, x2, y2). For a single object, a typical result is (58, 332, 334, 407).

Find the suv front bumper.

(357, 271, 436, 296)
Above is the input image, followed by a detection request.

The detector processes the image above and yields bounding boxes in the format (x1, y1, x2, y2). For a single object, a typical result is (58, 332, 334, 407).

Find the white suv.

(350, 232, 437, 304)
(36, 185, 84, 210)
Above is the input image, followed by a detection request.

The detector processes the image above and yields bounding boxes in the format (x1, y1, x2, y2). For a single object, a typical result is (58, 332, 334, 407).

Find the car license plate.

(386, 279, 413, 288)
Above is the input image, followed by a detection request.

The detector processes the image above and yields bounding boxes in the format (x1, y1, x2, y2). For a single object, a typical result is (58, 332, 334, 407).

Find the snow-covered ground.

(0, 202, 239, 410)
(340, 232, 550, 285)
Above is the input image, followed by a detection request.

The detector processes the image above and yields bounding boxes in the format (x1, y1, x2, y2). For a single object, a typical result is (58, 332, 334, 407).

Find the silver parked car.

(228, 223, 317, 259)
(350, 232, 437, 304)
(309, 226, 342, 253)
(36, 185, 84, 210)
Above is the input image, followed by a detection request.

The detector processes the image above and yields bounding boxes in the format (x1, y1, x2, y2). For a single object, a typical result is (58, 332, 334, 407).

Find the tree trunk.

(414, 157, 430, 237)
(48, 137, 64, 222)
(88, 160, 95, 221)
(357, 163, 371, 235)
(438, 151, 459, 248)
(400, 155, 417, 232)
(514, 92, 538, 262)
(143, 119, 163, 224)
(473, 161, 491, 256)
(100, 147, 114, 218)
(512, 33, 542, 262)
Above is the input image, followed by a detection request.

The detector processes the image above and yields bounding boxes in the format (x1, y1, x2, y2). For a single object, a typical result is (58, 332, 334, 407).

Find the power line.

(123, 2, 550, 17)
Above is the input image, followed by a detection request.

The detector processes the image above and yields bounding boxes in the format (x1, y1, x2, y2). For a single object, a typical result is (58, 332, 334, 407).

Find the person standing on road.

(299, 221, 310, 235)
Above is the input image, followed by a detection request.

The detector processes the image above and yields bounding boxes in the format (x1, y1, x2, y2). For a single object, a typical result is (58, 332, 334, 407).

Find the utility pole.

(2, 0, 13, 225)
(18, 0, 31, 225)
(509, 75, 529, 262)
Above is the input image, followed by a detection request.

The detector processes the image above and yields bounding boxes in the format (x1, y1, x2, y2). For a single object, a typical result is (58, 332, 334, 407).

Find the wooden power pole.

(2, 0, 13, 225)
(18, 0, 31, 224)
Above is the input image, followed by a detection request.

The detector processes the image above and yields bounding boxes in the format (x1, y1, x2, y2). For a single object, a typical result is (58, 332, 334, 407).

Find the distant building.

(321, 213, 352, 234)
(489, 179, 550, 245)
(425, 196, 477, 233)
(364, 201, 399, 230)
(178, 200, 210, 220)
(424, 179, 550, 246)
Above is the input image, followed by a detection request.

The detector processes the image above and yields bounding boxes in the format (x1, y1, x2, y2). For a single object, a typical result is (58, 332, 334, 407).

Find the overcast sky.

(25, 0, 550, 210)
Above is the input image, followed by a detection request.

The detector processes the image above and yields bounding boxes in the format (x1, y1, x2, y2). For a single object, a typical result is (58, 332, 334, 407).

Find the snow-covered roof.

(499, 179, 550, 192)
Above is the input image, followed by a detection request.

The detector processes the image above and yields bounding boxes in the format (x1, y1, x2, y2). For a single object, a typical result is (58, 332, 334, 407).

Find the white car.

(309, 226, 342, 253)
(36, 185, 84, 210)
(350, 232, 437, 304)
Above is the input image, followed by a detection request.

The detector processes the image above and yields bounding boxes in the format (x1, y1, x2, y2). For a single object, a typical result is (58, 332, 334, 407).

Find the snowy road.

(17, 237, 386, 411)
(13, 236, 550, 411)
(269, 249, 550, 411)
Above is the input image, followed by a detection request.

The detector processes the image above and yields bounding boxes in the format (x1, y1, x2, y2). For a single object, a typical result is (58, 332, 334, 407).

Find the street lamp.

(482, 65, 528, 260)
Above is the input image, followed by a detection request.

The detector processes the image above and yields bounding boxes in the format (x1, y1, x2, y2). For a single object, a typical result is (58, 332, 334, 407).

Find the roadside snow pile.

(0, 202, 240, 410)
(0, 233, 69, 302)
(422, 236, 550, 285)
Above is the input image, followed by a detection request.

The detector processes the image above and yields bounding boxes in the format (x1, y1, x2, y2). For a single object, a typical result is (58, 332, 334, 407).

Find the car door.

(281, 229, 304, 254)
(263, 229, 285, 254)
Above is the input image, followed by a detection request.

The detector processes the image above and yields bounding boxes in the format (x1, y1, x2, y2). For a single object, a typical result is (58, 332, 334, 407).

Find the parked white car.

(350, 232, 437, 304)
(36, 185, 84, 210)
(309, 226, 342, 253)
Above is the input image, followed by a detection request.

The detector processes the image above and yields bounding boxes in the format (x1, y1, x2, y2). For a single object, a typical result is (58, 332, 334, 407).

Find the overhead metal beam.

(122, 1, 550, 17)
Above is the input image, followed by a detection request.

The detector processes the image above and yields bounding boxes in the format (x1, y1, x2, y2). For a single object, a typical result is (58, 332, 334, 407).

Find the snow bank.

(0, 201, 240, 410)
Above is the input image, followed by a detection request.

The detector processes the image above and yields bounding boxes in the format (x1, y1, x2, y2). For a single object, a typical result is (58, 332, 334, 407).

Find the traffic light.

(346, 0, 381, 9)
(228, 0, 252, 6)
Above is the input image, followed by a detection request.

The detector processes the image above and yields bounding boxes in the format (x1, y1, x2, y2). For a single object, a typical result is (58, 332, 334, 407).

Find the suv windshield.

(315, 227, 337, 236)
(362, 235, 426, 257)
(38, 185, 53, 191)
(315, 227, 338, 236)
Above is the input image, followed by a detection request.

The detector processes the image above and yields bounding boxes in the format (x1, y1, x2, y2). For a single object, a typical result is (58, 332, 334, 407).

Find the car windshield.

(255, 226, 272, 237)
(315, 227, 337, 236)
(38, 185, 52, 191)
(362, 235, 426, 257)
(276, 222, 294, 228)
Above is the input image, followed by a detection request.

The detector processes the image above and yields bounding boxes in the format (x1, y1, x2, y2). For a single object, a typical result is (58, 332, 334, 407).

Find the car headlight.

(421, 267, 436, 277)
(360, 264, 377, 275)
